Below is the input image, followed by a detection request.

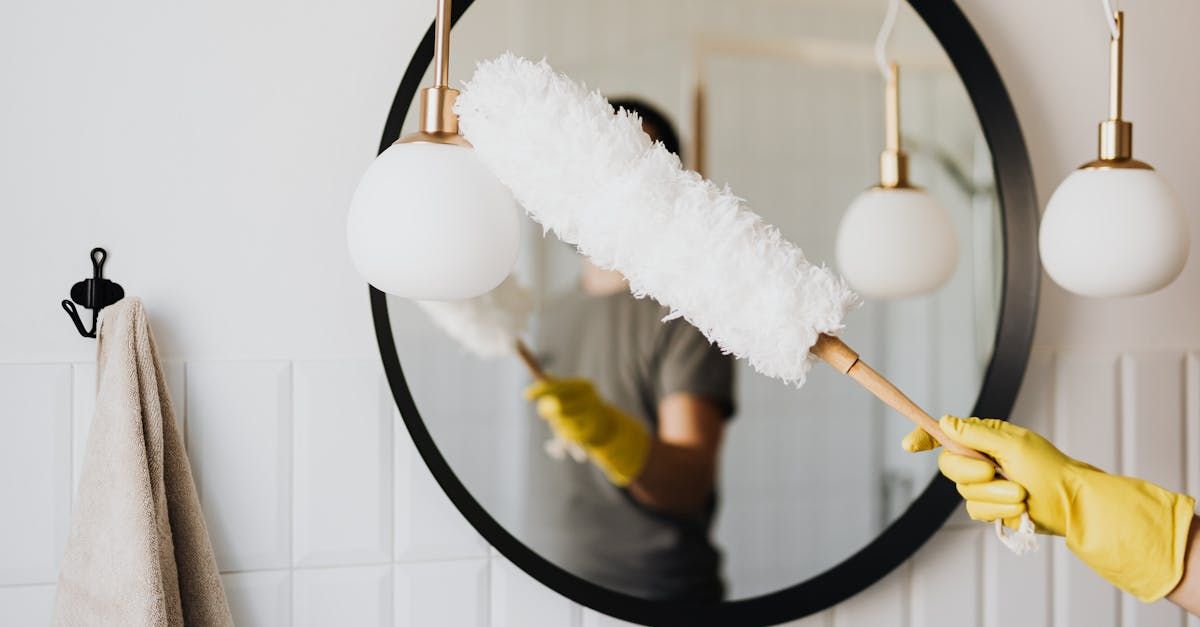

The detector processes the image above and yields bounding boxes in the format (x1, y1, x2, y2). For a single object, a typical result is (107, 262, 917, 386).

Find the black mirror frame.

(369, 1, 1038, 624)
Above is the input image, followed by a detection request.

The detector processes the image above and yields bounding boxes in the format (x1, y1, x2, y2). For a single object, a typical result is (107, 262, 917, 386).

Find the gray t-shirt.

(524, 290, 735, 601)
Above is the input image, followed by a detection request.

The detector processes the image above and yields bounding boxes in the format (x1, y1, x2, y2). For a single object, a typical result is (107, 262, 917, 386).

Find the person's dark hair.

(608, 97, 682, 158)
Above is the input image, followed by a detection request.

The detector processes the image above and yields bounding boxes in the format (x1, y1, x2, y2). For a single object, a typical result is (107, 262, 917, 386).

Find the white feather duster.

(456, 54, 860, 386)
(417, 274, 534, 359)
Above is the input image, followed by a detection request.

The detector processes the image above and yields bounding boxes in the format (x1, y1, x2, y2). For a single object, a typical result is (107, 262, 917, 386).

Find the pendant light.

(1040, 7, 1188, 297)
(836, 0, 958, 300)
(347, 0, 519, 300)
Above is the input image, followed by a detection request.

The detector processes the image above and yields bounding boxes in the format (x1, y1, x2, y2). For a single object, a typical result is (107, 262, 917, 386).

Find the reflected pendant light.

(836, 61, 958, 300)
(347, 0, 519, 300)
(1040, 9, 1188, 297)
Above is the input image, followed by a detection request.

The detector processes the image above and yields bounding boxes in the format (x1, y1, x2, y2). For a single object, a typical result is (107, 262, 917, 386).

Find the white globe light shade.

(1040, 168, 1189, 298)
(347, 142, 520, 300)
(836, 188, 959, 299)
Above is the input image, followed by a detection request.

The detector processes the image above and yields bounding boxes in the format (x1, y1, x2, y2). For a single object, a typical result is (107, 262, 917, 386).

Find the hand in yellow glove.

(904, 416, 1196, 602)
(525, 377, 650, 486)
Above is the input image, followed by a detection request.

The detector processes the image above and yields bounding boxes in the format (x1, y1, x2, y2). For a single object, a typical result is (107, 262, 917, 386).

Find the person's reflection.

(523, 99, 736, 602)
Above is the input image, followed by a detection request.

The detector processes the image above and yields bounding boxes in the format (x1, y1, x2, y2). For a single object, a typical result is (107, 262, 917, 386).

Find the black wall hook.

(62, 247, 125, 338)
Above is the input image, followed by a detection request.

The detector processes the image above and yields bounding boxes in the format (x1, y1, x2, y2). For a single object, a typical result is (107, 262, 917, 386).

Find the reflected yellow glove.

(525, 377, 650, 486)
(904, 416, 1196, 602)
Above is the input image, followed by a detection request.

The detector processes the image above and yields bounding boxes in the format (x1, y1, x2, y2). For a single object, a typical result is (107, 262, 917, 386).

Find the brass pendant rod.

(878, 63, 910, 188)
(1108, 11, 1123, 121)
(1090, 10, 1143, 166)
(394, 0, 466, 146)
(434, 0, 452, 88)
(885, 63, 901, 153)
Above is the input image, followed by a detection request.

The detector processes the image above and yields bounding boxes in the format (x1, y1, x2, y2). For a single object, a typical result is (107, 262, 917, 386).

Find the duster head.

(456, 54, 859, 385)
(418, 274, 534, 358)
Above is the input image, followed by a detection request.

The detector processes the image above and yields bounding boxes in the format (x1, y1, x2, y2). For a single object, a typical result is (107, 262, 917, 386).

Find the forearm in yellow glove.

(525, 377, 651, 486)
(904, 416, 1196, 602)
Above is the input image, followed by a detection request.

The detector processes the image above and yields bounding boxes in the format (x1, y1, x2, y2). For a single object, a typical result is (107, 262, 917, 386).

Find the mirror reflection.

(389, 0, 1001, 601)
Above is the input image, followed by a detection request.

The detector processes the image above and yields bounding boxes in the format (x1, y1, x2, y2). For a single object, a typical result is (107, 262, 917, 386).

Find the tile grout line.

(286, 360, 296, 617)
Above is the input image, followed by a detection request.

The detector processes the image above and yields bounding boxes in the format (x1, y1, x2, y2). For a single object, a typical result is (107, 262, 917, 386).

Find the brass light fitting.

(878, 63, 911, 189)
(397, 0, 470, 147)
(1082, 11, 1150, 170)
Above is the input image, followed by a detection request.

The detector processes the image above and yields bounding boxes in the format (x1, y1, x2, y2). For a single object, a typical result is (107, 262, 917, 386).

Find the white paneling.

(491, 557, 581, 627)
(187, 361, 291, 571)
(395, 559, 489, 627)
(1120, 352, 1187, 490)
(1189, 353, 1200, 501)
(983, 532, 1051, 627)
(293, 565, 392, 627)
(72, 361, 184, 491)
(1052, 352, 1120, 627)
(293, 360, 392, 566)
(223, 570, 291, 627)
(982, 350, 1051, 627)
(1120, 353, 1189, 627)
(911, 528, 982, 627)
(394, 410, 489, 562)
(832, 563, 907, 627)
(0, 585, 56, 625)
(0, 364, 71, 585)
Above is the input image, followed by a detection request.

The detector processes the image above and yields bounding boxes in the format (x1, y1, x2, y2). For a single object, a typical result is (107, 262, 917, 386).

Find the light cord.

(1102, 0, 1119, 38)
(874, 0, 900, 81)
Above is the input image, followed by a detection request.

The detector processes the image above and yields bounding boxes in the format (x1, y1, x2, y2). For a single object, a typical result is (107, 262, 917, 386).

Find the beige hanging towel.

(54, 298, 233, 627)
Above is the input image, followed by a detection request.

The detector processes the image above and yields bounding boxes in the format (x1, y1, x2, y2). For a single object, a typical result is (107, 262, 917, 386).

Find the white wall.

(1, 0, 1199, 625)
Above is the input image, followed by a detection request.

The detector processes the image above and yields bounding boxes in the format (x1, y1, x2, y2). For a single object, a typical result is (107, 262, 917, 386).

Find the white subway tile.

(293, 360, 392, 567)
(491, 557, 580, 627)
(187, 361, 291, 571)
(293, 565, 392, 627)
(71, 363, 95, 494)
(394, 410, 488, 562)
(833, 563, 907, 627)
(223, 570, 290, 627)
(0, 364, 72, 585)
(395, 559, 488, 627)
(0, 584, 56, 625)
(910, 528, 982, 627)
(1052, 352, 1120, 627)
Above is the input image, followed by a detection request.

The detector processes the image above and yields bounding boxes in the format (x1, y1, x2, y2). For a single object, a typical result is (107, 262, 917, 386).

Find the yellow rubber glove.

(904, 416, 1196, 602)
(525, 377, 650, 486)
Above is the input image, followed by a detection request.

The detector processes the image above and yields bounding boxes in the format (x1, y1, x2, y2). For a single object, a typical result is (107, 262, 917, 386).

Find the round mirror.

(371, 0, 1037, 623)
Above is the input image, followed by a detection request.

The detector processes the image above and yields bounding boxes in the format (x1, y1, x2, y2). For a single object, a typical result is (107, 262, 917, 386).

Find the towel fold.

(54, 298, 233, 627)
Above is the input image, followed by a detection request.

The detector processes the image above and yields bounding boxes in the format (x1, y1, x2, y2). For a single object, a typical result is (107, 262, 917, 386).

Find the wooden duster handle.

(811, 334, 992, 464)
(514, 339, 548, 381)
